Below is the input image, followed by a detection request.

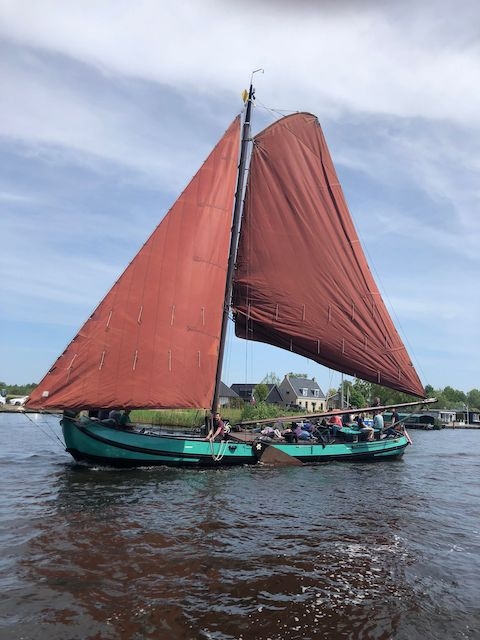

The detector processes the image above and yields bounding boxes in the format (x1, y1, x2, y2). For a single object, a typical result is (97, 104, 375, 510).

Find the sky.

(1, 0, 479, 395)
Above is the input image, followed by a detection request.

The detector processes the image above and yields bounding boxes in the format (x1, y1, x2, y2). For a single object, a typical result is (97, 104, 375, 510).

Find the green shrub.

(240, 401, 295, 422)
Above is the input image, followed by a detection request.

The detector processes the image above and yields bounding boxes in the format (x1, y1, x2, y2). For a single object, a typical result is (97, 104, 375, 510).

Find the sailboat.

(26, 83, 431, 468)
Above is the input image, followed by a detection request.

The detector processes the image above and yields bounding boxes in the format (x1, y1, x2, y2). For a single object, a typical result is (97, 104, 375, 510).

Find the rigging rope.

(208, 438, 229, 462)
(23, 411, 66, 449)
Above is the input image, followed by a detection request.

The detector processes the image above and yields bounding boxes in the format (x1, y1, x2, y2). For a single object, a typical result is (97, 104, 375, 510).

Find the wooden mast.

(211, 83, 254, 415)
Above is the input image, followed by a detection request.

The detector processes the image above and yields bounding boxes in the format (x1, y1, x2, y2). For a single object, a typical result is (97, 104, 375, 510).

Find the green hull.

(61, 417, 256, 468)
(61, 417, 409, 468)
(259, 438, 409, 463)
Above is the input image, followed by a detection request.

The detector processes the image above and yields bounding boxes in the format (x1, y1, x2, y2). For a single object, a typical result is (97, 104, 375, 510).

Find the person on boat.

(298, 425, 313, 441)
(205, 412, 225, 441)
(390, 407, 400, 426)
(356, 416, 375, 441)
(119, 409, 134, 430)
(106, 409, 122, 425)
(260, 426, 277, 439)
(272, 421, 283, 438)
(309, 421, 329, 443)
(291, 422, 310, 441)
(383, 408, 402, 438)
(342, 413, 355, 427)
(282, 426, 296, 443)
(101, 409, 133, 429)
(328, 414, 343, 436)
(373, 409, 384, 440)
(262, 424, 282, 439)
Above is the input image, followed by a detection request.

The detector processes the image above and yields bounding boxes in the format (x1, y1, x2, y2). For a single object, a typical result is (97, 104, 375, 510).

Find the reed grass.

(130, 409, 206, 427)
(130, 403, 297, 427)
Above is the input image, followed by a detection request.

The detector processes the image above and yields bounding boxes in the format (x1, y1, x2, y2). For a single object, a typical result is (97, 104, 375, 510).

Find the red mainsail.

(27, 118, 241, 410)
(232, 113, 425, 397)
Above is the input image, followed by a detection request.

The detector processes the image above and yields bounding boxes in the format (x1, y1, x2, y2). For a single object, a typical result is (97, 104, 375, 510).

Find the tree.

(425, 384, 435, 398)
(367, 383, 421, 407)
(466, 389, 480, 410)
(261, 372, 281, 385)
(326, 387, 338, 400)
(351, 379, 372, 407)
(443, 386, 466, 403)
(253, 383, 269, 403)
(2, 382, 37, 396)
(349, 387, 367, 408)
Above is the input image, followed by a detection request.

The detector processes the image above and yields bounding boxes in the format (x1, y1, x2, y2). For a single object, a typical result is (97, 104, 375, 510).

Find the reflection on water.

(1, 413, 479, 639)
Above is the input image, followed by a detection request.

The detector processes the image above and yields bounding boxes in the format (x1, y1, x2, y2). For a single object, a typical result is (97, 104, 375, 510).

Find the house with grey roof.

(265, 384, 283, 405)
(277, 374, 326, 413)
(218, 381, 240, 408)
(230, 382, 283, 405)
(230, 383, 256, 403)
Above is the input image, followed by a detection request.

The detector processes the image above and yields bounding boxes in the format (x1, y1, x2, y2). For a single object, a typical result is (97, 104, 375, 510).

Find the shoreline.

(1, 406, 479, 429)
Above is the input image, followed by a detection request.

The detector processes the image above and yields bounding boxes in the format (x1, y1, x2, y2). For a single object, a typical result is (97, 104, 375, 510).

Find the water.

(1, 412, 479, 640)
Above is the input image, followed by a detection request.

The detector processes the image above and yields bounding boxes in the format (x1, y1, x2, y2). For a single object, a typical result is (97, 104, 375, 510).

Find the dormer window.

(300, 388, 308, 396)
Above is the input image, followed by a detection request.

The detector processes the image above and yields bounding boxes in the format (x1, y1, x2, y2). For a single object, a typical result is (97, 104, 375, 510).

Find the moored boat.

(403, 414, 436, 430)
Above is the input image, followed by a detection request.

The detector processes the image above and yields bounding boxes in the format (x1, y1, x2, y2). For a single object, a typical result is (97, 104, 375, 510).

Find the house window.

(312, 389, 319, 397)
(300, 388, 308, 396)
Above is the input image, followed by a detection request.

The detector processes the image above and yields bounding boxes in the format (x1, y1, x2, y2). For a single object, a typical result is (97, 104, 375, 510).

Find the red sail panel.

(27, 117, 241, 411)
(232, 113, 425, 398)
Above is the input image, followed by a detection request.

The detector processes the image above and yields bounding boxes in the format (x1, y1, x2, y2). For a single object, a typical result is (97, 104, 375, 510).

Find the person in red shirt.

(205, 412, 225, 441)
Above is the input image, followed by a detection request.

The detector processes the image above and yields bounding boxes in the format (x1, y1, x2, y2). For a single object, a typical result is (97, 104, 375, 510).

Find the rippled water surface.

(1, 412, 479, 639)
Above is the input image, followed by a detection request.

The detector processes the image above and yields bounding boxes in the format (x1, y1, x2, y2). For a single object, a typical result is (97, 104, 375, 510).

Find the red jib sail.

(232, 112, 425, 398)
(27, 118, 241, 411)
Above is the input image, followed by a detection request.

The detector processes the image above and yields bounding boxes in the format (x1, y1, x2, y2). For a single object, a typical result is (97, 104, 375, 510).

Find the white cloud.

(0, 46, 209, 192)
(1, 0, 480, 126)
(0, 0, 479, 390)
